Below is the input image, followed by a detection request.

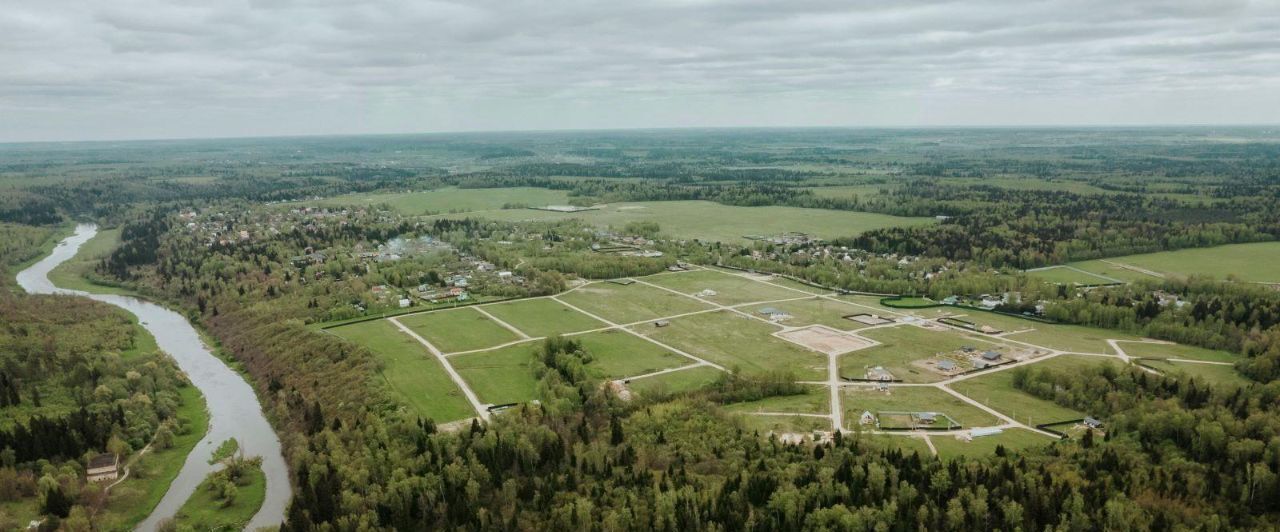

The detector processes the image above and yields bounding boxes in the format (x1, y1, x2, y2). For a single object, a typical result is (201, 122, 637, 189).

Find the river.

(16, 224, 290, 531)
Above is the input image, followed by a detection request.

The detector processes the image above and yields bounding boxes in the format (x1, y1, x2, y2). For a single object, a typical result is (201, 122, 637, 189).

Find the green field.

(1066, 242, 1280, 283)
(172, 462, 267, 531)
(860, 434, 934, 456)
(954, 312, 1146, 354)
(398, 308, 521, 353)
(558, 282, 714, 324)
(750, 298, 880, 330)
(314, 187, 573, 215)
(1025, 265, 1121, 285)
(951, 371, 1084, 425)
(636, 311, 827, 379)
(574, 330, 691, 378)
(1142, 360, 1251, 388)
(627, 366, 725, 396)
(480, 298, 607, 337)
(451, 344, 541, 405)
(1118, 341, 1239, 362)
(722, 386, 830, 415)
(642, 270, 804, 305)
(328, 320, 474, 422)
(435, 199, 934, 243)
(931, 428, 1054, 459)
(838, 325, 993, 383)
(843, 387, 1001, 430)
(736, 413, 832, 435)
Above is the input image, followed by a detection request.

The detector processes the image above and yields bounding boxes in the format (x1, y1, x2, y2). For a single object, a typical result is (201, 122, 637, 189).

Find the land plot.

(626, 366, 724, 396)
(722, 386, 830, 415)
(860, 434, 934, 457)
(956, 312, 1144, 355)
(1142, 360, 1251, 388)
(951, 371, 1084, 425)
(643, 269, 803, 305)
(931, 428, 1054, 459)
(329, 320, 474, 422)
(750, 298, 882, 330)
(398, 308, 522, 353)
(838, 325, 989, 383)
(480, 298, 607, 337)
(776, 325, 875, 355)
(574, 330, 691, 378)
(314, 187, 572, 215)
(1025, 265, 1120, 285)
(843, 387, 1001, 430)
(1061, 259, 1159, 283)
(1028, 354, 1127, 374)
(1119, 341, 1239, 363)
(558, 282, 714, 324)
(1070, 242, 1280, 283)
(636, 311, 827, 379)
(834, 295, 952, 319)
(737, 414, 832, 435)
(451, 345, 540, 406)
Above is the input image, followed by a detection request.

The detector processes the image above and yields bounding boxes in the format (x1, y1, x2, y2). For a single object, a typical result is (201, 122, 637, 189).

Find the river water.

(16, 224, 290, 531)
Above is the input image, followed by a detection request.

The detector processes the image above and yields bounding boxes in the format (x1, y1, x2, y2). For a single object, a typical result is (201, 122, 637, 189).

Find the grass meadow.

(480, 298, 607, 337)
(842, 387, 1001, 429)
(636, 311, 828, 379)
(558, 282, 714, 324)
(328, 320, 474, 422)
(398, 308, 522, 353)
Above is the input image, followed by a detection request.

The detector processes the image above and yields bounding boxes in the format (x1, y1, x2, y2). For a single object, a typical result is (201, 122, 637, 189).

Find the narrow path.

(551, 296, 728, 371)
(617, 362, 707, 383)
(388, 316, 491, 420)
(472, 306, 531, 339)
(922, 435, 938, 456)
(1100, 259, 1166, 279)
(827, 352, 843, 432)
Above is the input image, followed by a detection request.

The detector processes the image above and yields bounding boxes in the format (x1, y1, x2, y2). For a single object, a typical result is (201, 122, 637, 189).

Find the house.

(698, 289, 718, 297)
(866, 366, 894, 381)
(654, 320, 671, 328)
(86, 453, 119, 482)
(981, 351, 1001, 361)
(1084, 416, 1104, 429)
(941, 296, 960, 305)
(859, 411, 877, 425)
(498, 271, 513, 280)
(937, 360, 957, 372)
(916, 412, 938, 424)
(398, 298, 411, 308)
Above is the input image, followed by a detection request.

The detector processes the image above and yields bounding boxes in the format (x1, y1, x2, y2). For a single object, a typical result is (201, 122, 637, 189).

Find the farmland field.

(480, 298, 607, 337)
(313, 187, 572, 215)
(558, 282, 715, 324)
(641, 269, 804, 305)
(1064, 242, 1280, 283)
(328, 320, 474, 422)
(842, 387, 1001, 429)
(573, 330, 691, 378)
(636, 311, 828, 379)
(434, 199, 934, 243)
(1025, 265, 1121, 285)
(397, 308, 522, 353)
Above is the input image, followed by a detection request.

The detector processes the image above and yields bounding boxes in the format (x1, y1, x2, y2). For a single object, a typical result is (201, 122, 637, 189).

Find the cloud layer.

(3, 0, 1278, 141)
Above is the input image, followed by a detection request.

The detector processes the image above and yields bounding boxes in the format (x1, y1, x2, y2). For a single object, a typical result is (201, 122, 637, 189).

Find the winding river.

(16, 224, 290, 531)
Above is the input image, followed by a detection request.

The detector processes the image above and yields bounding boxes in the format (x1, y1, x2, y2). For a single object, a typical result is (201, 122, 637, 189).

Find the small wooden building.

(86, 453, 119, 482)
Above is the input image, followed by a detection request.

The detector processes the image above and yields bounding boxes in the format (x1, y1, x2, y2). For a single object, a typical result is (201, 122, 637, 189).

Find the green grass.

(121, 321, 160, 360)
(1031, 355, 1126, 374)
(843, 387, 1001, 430)
(574, 330, 691, 378)
(98, 385, 210, 530)
(838, 325, 994, 383)
(479, 298, 607, 337)
(1118, 341, 1239, 362)
(397, 308, 521, 353)
(1060, 259, 1160, 283)
(434, 199, 934, 243)
(208, 438, 239, 464)
(1026, 265, 1120, 285)
(1067, 242, 1280, 283)
(859, 434, 934, 457)
(328, 320, 474, 422)
(313, 186, 573, 215)
(722, 386, 830, 415)
(758, 277, 832, 295)
(1142, 360, 1252, 388)
(931, 428, 1055, 459)
(953, 312, 1145, 355)
(636, 311, 827, 379)
(45, 227, 136, 295)
(756, 298, 882, 330)
(558, 282, 714, 324)
(736, 414, 832, 435)
(642, 270, 803, 305)
(172, 461, 267, 531)
(627, 366, 724, 396)
(833, 295, 951, 320)
(451, 344, 541, 405)
(951, 371, 1084, 425)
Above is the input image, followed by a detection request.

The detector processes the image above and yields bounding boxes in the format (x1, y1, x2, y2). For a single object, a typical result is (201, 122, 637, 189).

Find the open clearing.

(434, 199, 935, 243)
(1119, 341, 1239, 363)
(451, 344, 540, 405)
(1025, 265, 1120, 285)
(314, 187, 572, 215)
(636, 311, 827, 379)
(328, 320, 473, 422)
(838, 325, 992, 383)
(574, 330, 691, 378)
(559, 281, 714, 324)
(953, 312, 1147, 354)
(951, 370, 1084, 425)
(643, 269, 803, 305)
(1142, 360, 1250, 388)
(626, 366, 723, 396)
(1065, 242, 1280, 283)
(398, 308, 521, 353)
(480, 298, 607, 337)
(750, 298, 881, 330)
(722, 386, 830, 415)
(931, 428, 1053, 459)
(842, 387, 1001, 430)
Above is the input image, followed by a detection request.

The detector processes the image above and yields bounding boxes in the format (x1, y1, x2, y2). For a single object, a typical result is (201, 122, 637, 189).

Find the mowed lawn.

(627, 366, 724, 396)
(329, 320, 474, 422)
(558, 282, 714, 324)
(480, 298, 607, 337)
(1069, 242, 1280, 283)
(1142, 360, 1252, 388)
(931, 428, 1055, 459)
(753, 298, 879, 330)
(951, 370, 1083, 425)
(635, 311, 827, 379)
(436, 199, 935, 243)
(398, 308, 521, 353)
(451, 344, 540, 405)
(722, 385, 830, 415)
(642, 270, 804, 305)
(838, 325, 984, 383)
(313, 187, 572, 215)
(1118, 341, 1239, 363)
(1025, 266, 1120, 285)
(575, 330, 691, 378)
(842, 387, 1001, 429)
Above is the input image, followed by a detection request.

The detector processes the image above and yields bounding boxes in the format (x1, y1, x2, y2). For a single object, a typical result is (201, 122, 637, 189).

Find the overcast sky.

(2, 0, 1278, 142)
